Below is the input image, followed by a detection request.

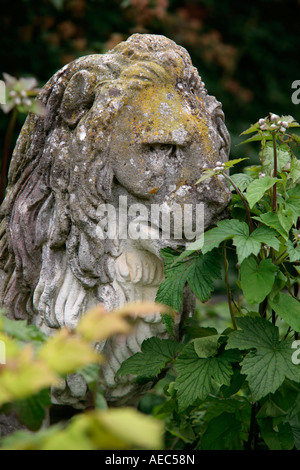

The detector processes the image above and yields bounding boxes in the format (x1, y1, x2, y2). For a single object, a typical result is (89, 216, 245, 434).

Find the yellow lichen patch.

(149, 187, 158, 194)
(123, 83, 213, 157)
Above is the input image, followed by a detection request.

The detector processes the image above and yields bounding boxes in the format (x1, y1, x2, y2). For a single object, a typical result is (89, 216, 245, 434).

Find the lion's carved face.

(0, 34, 231, 405)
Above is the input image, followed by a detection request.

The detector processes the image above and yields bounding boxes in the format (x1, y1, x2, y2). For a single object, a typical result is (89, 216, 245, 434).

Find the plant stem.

(223, 242, 237, 330)
(0, 108, 18, 203)
(247, 403, 258, 450)
(223, 173, 254, 232)
(271, 133, 278, 212)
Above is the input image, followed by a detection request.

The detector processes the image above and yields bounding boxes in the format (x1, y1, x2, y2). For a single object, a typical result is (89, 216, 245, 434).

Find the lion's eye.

(147, 144, 177, 158)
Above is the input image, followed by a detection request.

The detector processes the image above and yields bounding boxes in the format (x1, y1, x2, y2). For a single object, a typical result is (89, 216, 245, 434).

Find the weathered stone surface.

(0, 34, 231, 405)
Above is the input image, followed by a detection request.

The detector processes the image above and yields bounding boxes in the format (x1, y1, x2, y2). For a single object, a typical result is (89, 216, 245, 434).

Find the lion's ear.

(60, 70, 97, 127)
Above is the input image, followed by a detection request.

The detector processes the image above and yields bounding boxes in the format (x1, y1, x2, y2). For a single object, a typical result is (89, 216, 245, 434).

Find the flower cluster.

(212, 161, 226, 173)
(258, 113, 294, 134)
(0, 73, 45, 116)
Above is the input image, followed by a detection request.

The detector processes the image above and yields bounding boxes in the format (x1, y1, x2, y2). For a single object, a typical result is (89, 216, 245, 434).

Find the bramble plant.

(117, 113, 300, 450)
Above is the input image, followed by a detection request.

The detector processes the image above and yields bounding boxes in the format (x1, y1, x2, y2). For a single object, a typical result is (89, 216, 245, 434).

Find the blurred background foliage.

(1, 0, 300, 177)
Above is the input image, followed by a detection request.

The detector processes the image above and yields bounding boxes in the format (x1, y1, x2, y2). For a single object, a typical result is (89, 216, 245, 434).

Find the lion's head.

(0, 34, 231, 405)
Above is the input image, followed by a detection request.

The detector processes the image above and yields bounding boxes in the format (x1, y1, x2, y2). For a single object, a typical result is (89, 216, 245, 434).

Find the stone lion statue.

(0, 34, 231, 406)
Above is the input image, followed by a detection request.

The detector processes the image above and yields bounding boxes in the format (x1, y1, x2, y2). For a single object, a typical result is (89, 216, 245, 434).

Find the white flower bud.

(270, 113, 279, 122)
(14, 97, 21, 105)
(280, 127, 286, 133)
(215, 161, 222, 167)
(270, 124, 277, 128)
(282, 121, 288, 128)
(260, 124, 268, 130)
(23, 98, 32, 107)
(259, 118, 266, 125)
(20, 90, 27, 98)
(9, 90, 17, 97)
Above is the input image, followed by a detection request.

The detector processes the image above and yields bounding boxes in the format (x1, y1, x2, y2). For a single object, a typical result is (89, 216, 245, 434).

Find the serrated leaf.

(229, 173, 253, 192)
(286, 240, 300, 262)
(201, 412, 242, 450)
(238, 133, 263, 145)
(94, 408, 164, 450)
(233, 226, 280, 264)
(12, 389, 51, 431)
(161, 313, 175, 337)
(0, 346, 59, 406)
(269, 293, 300, 332)
(38, 329, 101, 375)
(201, 219, 249, 255)
(259, 419, 295, 450)
(117, 337, 182, 380)
(289, 157, 300, 183)
(156, 251, 221, 310)
(187, 252, 221, 302)
(193, 335, 220, 358)
(246, 176, 278, 208)
(261, 142, 291, 173)
(196, 168, 216, 184)
(226, 317, 300, 400)
(174, 343, 238, 410)
(253, 212, 289, 240)
(277, 208, 294, 234)
(1, 316, 47, 343)
(240, 123, 260, 135)
(155, 254, 196, 311)
(240, 258, 278, 304)
(224, 158, 248, 168)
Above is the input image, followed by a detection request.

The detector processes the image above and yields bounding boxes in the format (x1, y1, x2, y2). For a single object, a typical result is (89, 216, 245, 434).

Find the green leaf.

(196, 168, 216, 184)
(253, 212, 289, 240)
(233, 226, 280, 264)
(1, 316, 47, 343)
(224, 158, 248, 168)
(117, 337, 182, 381)
(201, 219, 249, 255)
(229, 173, 253, 193)
(156, 251, 221, 310)
(240, 258, 278, 304)
(155, 255, 195, 311)
(289, 157, 300, 183)
(193, 335, 221, 358)
(226, 317, 300, 400)
(10, 389, 51, 431)
(161, 313, 175, 337)
(187, 252, 222, 302)
(258, 419, 294, 450)
(269, 293, 300, 332)
(174, 343, 238, 410)
(238, 133, 264, 145)
(277, 208, 294, 234)
(200, 412, 242, 450)
(261, 142, 291, 173)
(286, 240, 300, 262)
(240, 123, 260, 135)
(246, 176, 278, 208)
